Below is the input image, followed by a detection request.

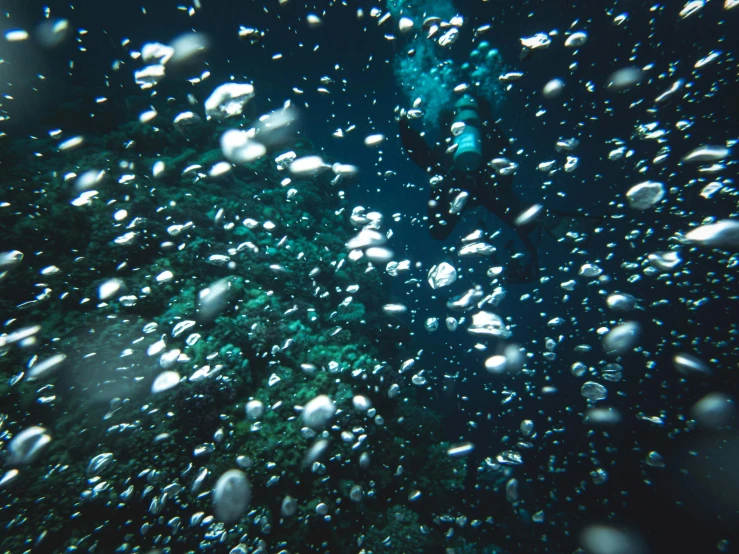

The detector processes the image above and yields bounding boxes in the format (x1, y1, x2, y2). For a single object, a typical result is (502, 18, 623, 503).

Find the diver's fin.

(543, 211, 602, 242)
(504, 254, 539, 285)
(542, 214, 571, 241)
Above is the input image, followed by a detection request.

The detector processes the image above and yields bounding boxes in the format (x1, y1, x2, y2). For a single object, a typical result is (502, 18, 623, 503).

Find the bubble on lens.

(213, 469, 251, 525)
(692, 393, 735, 428)
(602, 322, 641, 356)
(302, 395, 337, 430)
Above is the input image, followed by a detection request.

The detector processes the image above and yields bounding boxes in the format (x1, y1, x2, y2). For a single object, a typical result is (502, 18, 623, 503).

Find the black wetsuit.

(399, 104, 541, 280)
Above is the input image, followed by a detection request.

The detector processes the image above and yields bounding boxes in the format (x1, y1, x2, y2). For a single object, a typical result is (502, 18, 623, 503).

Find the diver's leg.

(428, 186, 462, 240)
(494, 175, 524, 221)
(516, 227, 540, 278)
(400, 118, 441, 174)
(486, 182, 538, 257)
(481, 177, 543, 281)
(543, 209, 604, 242)
(490, 200, 542, 282)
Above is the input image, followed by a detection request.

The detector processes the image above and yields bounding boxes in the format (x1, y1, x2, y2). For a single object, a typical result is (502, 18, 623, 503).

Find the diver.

(399, 93, 591, 283)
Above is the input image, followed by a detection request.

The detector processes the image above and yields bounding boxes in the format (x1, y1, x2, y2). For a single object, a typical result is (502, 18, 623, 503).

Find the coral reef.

(0, 93, 464, 553)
